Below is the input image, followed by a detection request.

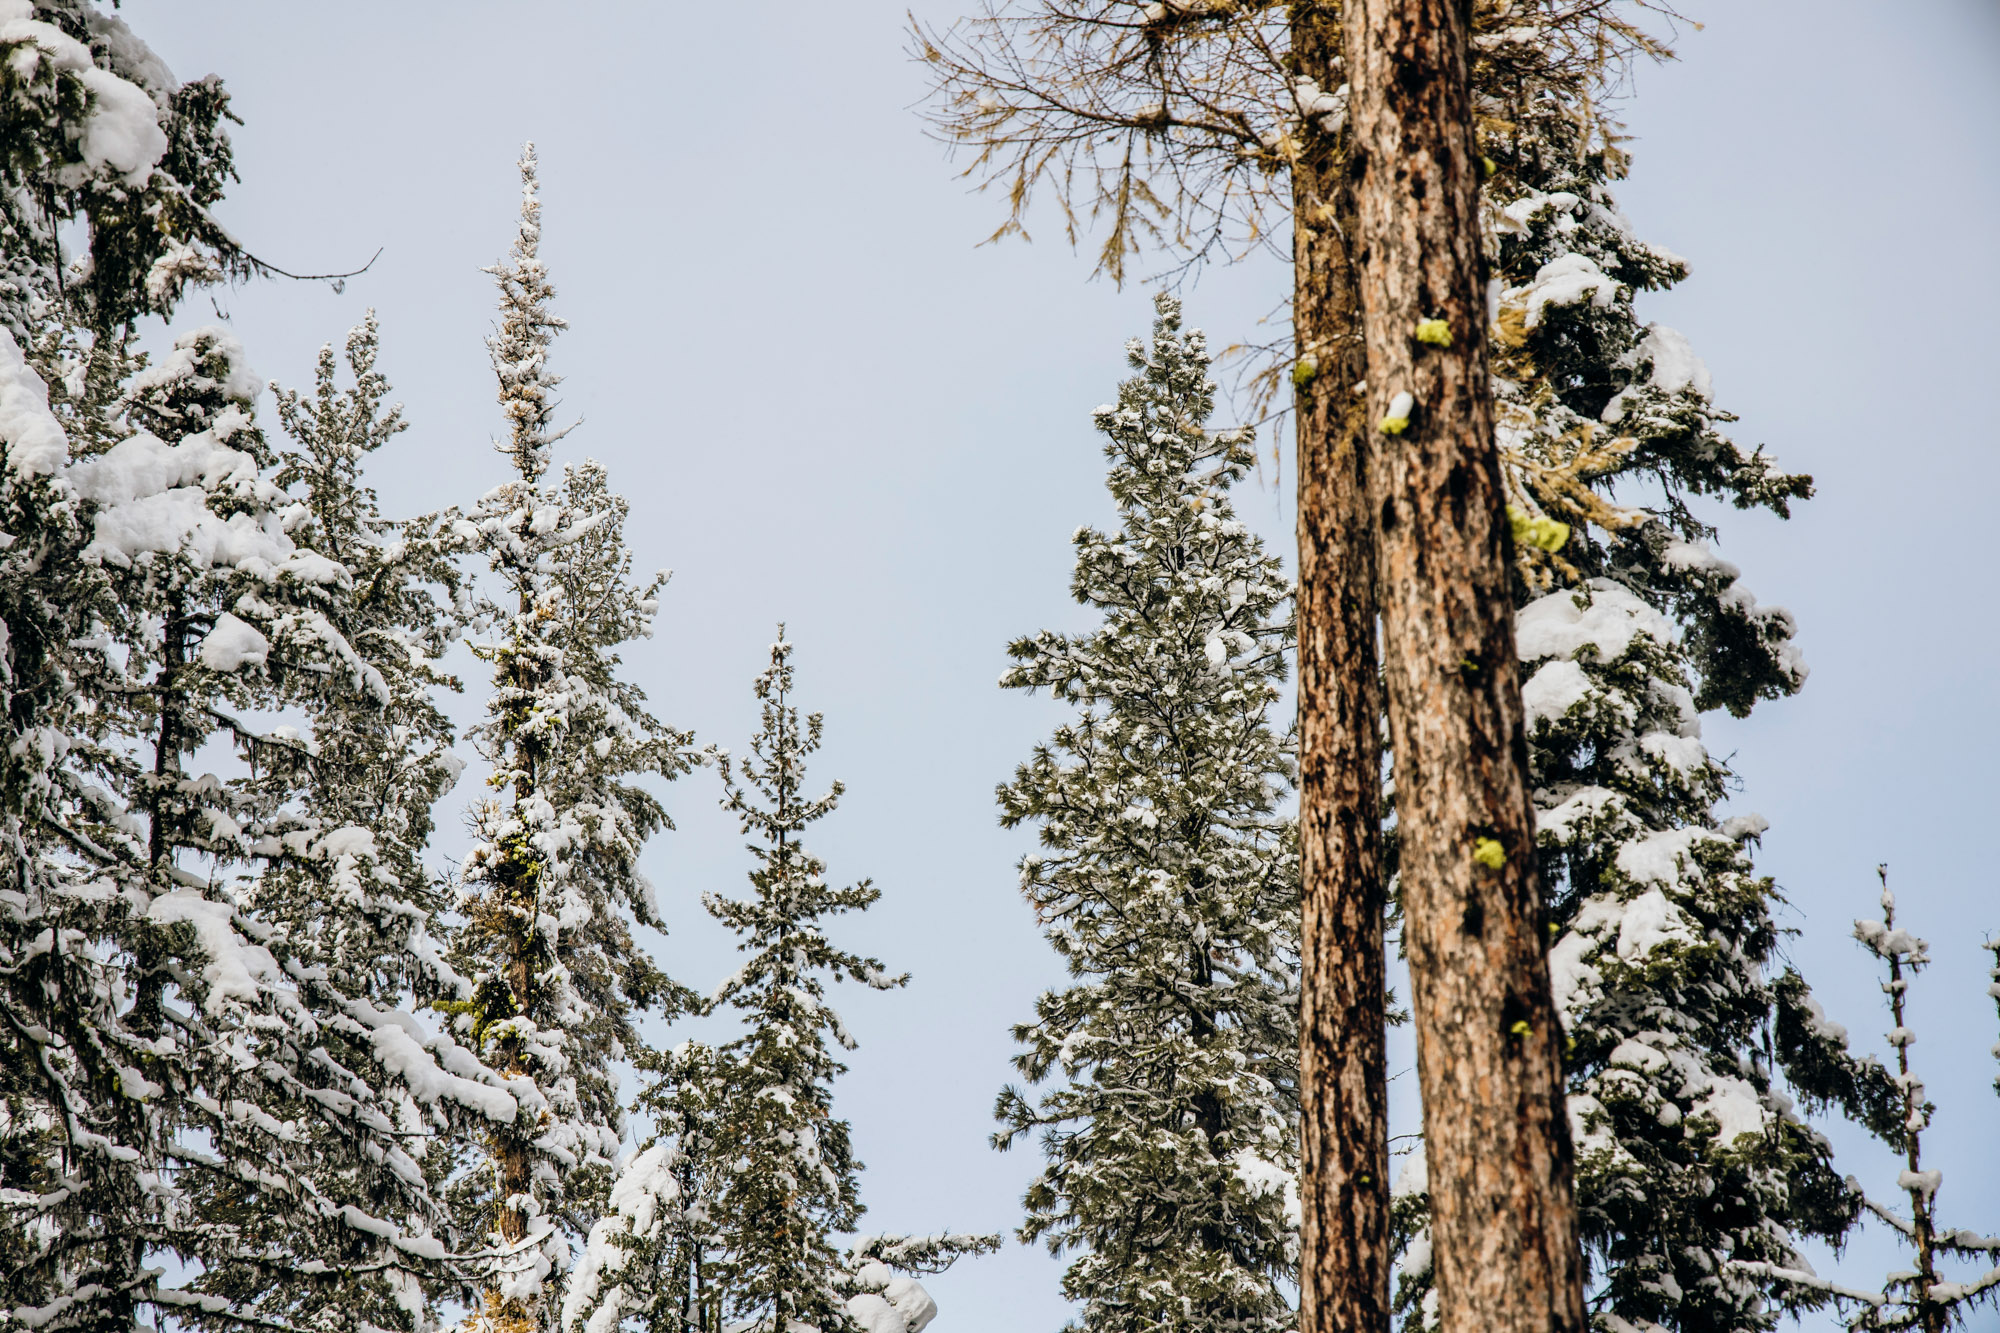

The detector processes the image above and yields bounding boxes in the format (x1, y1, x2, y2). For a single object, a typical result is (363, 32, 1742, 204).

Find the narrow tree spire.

(484, 144, 569, 484)
(698, 630, 908, 1333)
(453, 149, 694, 1333)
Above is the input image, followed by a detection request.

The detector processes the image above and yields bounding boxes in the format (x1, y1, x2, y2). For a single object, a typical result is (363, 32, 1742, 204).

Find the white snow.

(1535, 785, 1621, 843)
(75, 63, 168, 183)
(1692, 1075, 1767, 1146)
(1854, 918, 1928, 962)
(67, 429, 255, 506)
(197, 612, 269, 671)
(1635, 325, 1712, 398)
(607, 1141, 679, 1239)
(83, 7, 178, 99)
(0, 327, 69, 477)
(849, 1295, 904, 1333)
(1289, 76, 1348, 133)
(1504, 253, 1619, 330)
(1516, 579, 1674, 664)
(1230, 1147, 1301, 1230)
(362, 1013, 519, 1124)
(67, 426, 319, 573)
(1637, 731, 1707, 777)
(1521, 658, 1593, 729)
(884, 1279, 938, 1333)
(846, 1286, 939, 1333)
(1897, 1169, 1943, 1202)
(1493, 189, 1580, 237)
(1613, 887, 1698, 962)
(84, 485, 294, 569)
(1607, 1038, 1668, 1073)
(145, 890, 281, 1014)
(1615, 830, 1708, 889)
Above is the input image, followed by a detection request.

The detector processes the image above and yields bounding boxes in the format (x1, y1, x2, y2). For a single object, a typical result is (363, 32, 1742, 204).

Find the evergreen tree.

(995, 295, 1300, 1333)
(563, 1038, 729, 1333)
(448, 144, 696, 1332)
(1760, 871, 2000, 1332)
(0, 313, 521, 1333)
(690, 630, 906, 1333)
(564, 637, 998, 1333)
(228, 312, 492, 1333)
(0, 0, 245, 337)
(260, 310, 463, 1007)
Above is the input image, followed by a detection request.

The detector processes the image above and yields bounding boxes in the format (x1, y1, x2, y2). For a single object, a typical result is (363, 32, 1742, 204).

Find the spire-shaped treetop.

(485, 142, 570, 482)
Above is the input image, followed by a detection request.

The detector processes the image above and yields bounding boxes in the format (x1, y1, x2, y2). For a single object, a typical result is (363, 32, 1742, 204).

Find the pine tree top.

(709, 629, 907, 1020)
(485, 143, 570, 484)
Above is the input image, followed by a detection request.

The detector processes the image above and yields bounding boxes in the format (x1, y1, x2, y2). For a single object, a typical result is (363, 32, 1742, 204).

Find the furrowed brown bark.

(1341, 3, 1585, 1333)
(1292, 8, 1392, 1333)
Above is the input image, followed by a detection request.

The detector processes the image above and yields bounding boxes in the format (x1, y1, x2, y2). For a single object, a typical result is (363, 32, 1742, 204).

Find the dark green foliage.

(997, 295, 1300, 1333)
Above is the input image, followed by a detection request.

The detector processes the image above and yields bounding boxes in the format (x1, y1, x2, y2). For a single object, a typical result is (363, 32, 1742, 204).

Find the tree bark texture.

(1341, 3, 1586, 1333)
(1292, 8, 1391, 1333)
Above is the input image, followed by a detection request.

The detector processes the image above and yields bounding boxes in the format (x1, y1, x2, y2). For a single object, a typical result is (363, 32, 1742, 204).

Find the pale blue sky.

(120, 3, 2000, 1329)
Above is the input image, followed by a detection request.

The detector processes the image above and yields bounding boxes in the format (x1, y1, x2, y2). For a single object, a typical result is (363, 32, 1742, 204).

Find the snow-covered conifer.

(995, 294, 1300, 1333)
(565, 698, 998, 1333)
(686, 631, 908, 1333)
(260, 310, 462, 1008)
(1389, 18, 1897, 1332)
(448, 145, 696, 1332)
(563, 1038, 728, 1333)
(0, 314, 522, 1333)
(0, 26, 522, 1320)
(568, 633, 986, 1333)
(0, 0, 244, 335)
(1759, 870, 2000, 1332)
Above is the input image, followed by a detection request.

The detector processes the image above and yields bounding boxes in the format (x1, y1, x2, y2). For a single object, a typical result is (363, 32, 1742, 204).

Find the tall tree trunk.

(491, 588, 542, 1323)
(1292, 8, 1391, 1333)
(1341, 4, 1585, 1333)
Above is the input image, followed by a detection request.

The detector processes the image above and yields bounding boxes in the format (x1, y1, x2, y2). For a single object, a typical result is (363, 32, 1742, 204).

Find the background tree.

(261, 311, 463, 1010)
(563, 1038, 729, 1333)
(0, 312, 519, 1333)
(1752, 873, 2000, 1332)
(237, 311, 493, 1333)
(683, 631, 906, 1333)
(446, 146, 696, 1332)
(994, 296, 1300, 1333)
(565, 638, 998, 1333)
(0, 16, 509, 1304)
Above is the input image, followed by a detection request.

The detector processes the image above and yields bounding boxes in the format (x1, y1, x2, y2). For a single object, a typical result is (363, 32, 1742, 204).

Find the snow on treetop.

(0, 2, 170, 185)
(128, 326, 265, 405)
